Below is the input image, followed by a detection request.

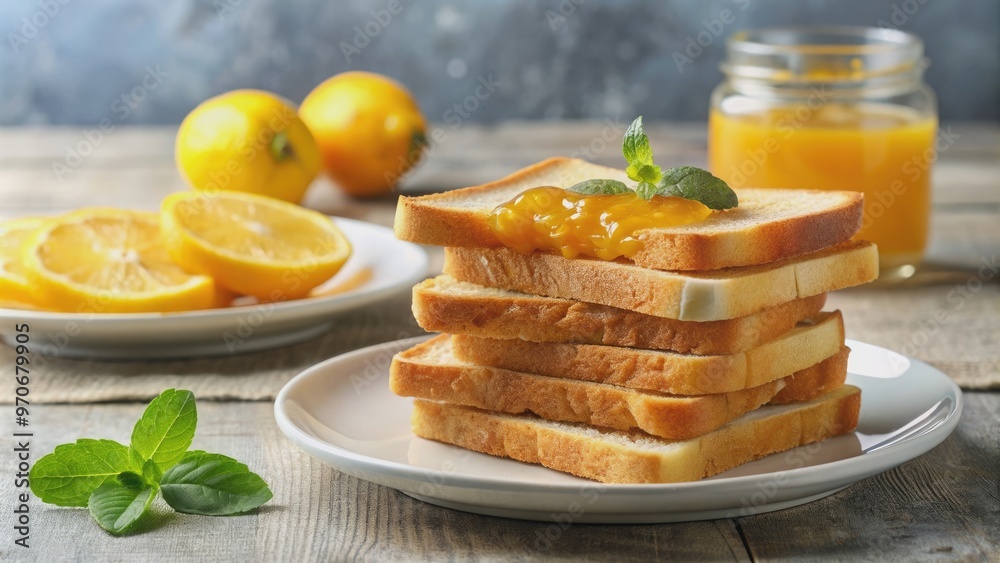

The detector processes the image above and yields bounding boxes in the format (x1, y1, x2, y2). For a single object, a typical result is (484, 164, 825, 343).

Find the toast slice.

(394, 157, 864, 271)
(411, 385, 862, 484)
(392, 335, 848, 440)
(772, 346, 849, 403)
(444, 241, 878, 321)
(413, 275, 827, 355)
(450, 311, 845, 395)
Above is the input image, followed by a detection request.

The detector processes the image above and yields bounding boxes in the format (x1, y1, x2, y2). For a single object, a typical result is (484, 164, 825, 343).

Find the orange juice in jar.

(709, 27, 937, 281)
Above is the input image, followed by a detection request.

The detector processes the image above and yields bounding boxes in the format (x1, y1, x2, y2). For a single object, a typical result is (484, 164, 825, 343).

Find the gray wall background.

(2, 0, 997, 126)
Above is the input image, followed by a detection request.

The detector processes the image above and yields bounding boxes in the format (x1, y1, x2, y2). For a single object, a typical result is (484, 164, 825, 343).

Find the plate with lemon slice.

(0, 192, 428, 360)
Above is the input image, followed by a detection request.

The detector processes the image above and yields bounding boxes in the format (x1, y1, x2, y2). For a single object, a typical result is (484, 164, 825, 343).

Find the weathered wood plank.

(0, 123, 993, 162)
(737, 392, 1000, 562)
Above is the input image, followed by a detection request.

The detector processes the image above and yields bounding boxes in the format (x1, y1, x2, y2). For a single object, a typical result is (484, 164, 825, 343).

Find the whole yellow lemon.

(299, 72, 427, 197)
(176, 90, 321, 204)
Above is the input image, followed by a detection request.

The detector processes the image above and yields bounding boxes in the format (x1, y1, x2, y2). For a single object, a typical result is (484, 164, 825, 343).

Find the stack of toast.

(390, 157, 877, 484)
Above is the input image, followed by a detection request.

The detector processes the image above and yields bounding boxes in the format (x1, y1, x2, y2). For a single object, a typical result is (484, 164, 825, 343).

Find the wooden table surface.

(1, 123, 998, 561)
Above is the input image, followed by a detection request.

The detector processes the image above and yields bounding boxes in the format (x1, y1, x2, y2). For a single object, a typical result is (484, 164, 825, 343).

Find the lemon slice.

(0, 217, 47, 306)
(0, 299, 46, 311)
(160, 191, 352, 300)
(22, 209, 217, 313)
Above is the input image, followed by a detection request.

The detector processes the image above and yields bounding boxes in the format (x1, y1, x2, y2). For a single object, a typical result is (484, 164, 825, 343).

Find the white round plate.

(275, 336, 963, 524)
(0, 218, 428, 360)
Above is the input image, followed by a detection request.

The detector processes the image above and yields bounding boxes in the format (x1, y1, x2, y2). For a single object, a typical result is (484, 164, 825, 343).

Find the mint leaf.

(623, 116, 663, 185)
(143, 459, 163, 484)
(634, 163, 662, 184)
(131, 389, 197, 472)
(30, 439, 143, 507)
(161, 451, 272, 515)
(635, 181, 659, 200)
(117, 471, 145, 490)
(567, 179, 629, 196)
(622, 116, 653, 169)
(89, 481, 157, 535)
(657, 166, 739, 210)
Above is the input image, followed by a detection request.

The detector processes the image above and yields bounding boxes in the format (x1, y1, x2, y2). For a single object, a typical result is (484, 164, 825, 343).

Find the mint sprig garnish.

(29, 389, 272, 536)
(569, 116, 738, 210)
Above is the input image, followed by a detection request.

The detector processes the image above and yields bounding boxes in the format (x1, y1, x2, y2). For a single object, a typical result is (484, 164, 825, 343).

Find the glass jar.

(709, 27, 937, 281)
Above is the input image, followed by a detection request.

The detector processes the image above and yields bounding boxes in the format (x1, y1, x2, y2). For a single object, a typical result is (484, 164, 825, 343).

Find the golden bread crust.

(448, 312, 845, 395)
(410, 385, 861, 484)
(391, 333, 847, 440)
(412, 276, 826, 355)
(443, 241, 877, 321)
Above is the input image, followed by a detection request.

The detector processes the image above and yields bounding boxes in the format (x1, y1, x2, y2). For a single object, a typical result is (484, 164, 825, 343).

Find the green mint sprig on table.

(30, 389, 272, 536)
(569, 116, 739, 210)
